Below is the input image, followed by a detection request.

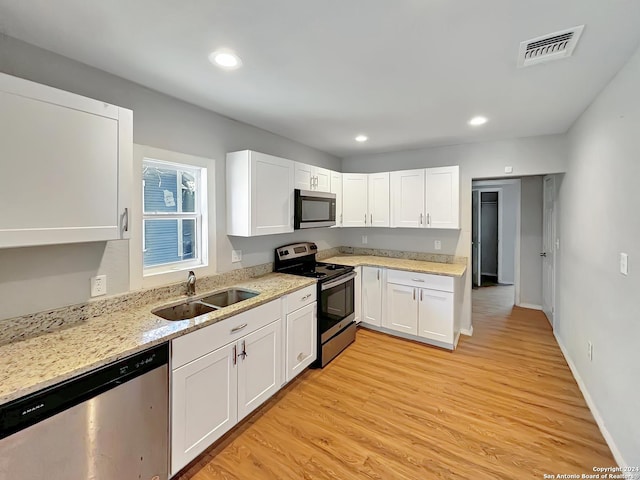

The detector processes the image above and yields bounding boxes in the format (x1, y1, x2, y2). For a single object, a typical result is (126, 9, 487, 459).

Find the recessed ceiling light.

(208, 50, 242, 70)
(468, 116, 488, 126)
(355, 135, 368, 142)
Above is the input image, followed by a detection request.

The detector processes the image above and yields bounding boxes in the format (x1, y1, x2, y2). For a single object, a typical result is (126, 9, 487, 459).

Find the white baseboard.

(554, 332, 628, 469)
(460, 326, 473, 336)
(517, 302, 543, 310)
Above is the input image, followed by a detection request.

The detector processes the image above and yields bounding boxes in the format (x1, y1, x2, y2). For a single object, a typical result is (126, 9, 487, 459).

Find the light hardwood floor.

(177, 286, 614, 479)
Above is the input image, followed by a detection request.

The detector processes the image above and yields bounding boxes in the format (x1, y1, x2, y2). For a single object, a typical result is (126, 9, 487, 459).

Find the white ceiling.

(1, 1, 640, 157)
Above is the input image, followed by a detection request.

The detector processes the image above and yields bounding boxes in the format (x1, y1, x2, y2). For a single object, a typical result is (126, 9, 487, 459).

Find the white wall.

(341, 135, 567, 331)
(519, 176, 543, 307)
(0, 36, 340, 320)
(556, 43, 640, 467)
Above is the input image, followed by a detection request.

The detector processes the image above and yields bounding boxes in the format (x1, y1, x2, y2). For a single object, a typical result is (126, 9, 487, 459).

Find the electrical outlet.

(588, 341, 593, 362)
(434, 240, 442, 251)
(231, 250, 242, 263)
(91, 275, 107, 297)
(504, 166, 513, 174)
(620, 253, 628, 275)
(362, 235, 368, 245)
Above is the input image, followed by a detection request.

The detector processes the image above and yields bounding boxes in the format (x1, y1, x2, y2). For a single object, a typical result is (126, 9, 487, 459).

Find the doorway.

(474, 190, 501, 286)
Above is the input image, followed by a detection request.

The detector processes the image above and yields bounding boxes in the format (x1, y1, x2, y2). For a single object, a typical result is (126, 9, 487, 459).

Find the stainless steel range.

(275, 242, 356, 367)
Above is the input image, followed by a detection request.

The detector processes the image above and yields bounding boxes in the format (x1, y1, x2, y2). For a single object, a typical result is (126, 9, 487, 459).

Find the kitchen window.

(142, 158, 207, 275)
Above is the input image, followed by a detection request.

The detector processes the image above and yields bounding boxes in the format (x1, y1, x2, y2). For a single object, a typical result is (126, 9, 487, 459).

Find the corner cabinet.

(227, 150, 295, 236)
(0, 73, 132, 248)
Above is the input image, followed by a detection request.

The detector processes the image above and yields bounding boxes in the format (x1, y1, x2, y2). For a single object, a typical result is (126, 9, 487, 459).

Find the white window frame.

(130, 145, 214, 291)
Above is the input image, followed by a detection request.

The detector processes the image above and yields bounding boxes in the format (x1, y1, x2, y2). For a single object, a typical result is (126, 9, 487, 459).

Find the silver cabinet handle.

(412, 278, 425, 282)
(238, 340, 247, 360)
(420, 289, 423, 301)
(231, 323, 248, 333)
(420, 213, 423, 225)
(301, 293, 312, 300)
(427, 213, 431, 225)
(340, 213, 343, 225)
(364, 213, 367, 224)
(377, 270, 380, 281)
(413, 288, 416, 300)
(122, 207, 129, 232)
(370, 214, 373, 224)
(233, 344, 237, 366)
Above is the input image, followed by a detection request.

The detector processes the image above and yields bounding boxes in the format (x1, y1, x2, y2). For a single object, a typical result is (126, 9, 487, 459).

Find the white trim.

(460, 326, 474, 336)
(516, 302, 543, 310)
(554, 332, 628, 469)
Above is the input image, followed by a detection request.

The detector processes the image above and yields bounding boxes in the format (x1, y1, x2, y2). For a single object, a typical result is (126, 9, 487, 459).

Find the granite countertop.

(0, 273, 315, 407)
(323, 255, 467, 277)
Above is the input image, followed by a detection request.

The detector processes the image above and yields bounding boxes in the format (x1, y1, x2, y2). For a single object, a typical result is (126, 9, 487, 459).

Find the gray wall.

(0, 36, 340, 320)
(341, 135, 567, 331)
(519, 176, 543, 306)
(556, 42, 640, 466)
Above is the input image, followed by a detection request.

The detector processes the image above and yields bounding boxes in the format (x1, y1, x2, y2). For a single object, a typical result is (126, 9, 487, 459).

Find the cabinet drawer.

(172, 299, 281, 369)
(285, 285, 317, 314)
(386, 269, 454, 292)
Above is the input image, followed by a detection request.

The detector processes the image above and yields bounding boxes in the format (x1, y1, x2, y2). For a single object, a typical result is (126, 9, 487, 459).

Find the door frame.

(542, 175, 556, 328)
(472, 187, 503, 285)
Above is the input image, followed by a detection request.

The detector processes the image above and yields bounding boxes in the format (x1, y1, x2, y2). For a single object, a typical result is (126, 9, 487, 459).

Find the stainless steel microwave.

(294, 189, 336, 229)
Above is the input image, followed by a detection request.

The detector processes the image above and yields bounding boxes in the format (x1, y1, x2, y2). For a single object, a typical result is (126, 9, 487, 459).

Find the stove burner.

(303, 271, 327, 278)
(324, 264, 343, 270)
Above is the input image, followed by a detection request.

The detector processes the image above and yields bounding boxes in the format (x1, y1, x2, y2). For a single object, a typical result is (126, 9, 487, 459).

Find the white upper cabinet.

(227, 150, 295, 236)
(368, 172, 390, 227)
(391, 169, 425, 228)
(0, 73, 132, 248)
(342, 173, 368, 227)
(330, 171, 343, 227)
(390, 166, 459, 229)
(294, 162, 330, 192)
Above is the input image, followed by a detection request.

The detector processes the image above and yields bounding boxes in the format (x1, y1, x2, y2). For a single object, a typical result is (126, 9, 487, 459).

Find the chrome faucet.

(186, 271, 196, 296)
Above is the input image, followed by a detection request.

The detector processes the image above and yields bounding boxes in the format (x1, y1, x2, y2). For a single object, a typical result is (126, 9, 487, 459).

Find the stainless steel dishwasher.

(0, 343, 169, 480)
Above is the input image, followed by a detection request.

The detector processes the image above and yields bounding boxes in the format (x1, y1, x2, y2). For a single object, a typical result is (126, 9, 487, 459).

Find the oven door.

(294, 189, 336, 229)
(319, 272, 356, 343)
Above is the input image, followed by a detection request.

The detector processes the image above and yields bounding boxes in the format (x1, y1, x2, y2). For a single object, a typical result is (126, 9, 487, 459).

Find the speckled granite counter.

(323, 255, 467, 277)
(0, 273, 315, 406)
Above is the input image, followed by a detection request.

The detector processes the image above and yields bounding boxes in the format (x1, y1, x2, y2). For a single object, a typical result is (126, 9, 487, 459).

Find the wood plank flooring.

(177, 286, 615, 479)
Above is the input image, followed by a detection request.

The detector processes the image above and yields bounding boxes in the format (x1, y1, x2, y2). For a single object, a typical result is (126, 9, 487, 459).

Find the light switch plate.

(91, 275, 107, 297)
(504, 166, 513, 174)
(434, 240, 442, 250)
(620, 253, 628, 275)
(361, 235, 368, 245)
(231, 250, 242, 263)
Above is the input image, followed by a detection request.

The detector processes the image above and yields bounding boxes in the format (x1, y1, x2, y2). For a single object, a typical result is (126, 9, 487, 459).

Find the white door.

(426, 166, 459, 229)
(368, 172, 390, 227)
(362, 267, 382, 326)
(330, 171, 343, 227)
(384, 283, 418, 334)
(314, 167, 331, 193)
(237, 320, 282, 420)
(542, 175, 556, 326)
(472, 189, 481, 287)
(286, 303, 317, 382)
(418, 288, 454, 344)
(390, 169, 425, 228)
(294, 162, 314, 190)
(342, 174, 368, 227)
(251, 152, 294, 235)
(171, 344, 237, 475)
(354, 266, 362, 324)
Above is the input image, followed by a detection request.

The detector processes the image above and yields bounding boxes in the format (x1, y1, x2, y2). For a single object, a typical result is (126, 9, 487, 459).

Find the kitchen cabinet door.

(391, 169, 425, 228)
(342, 174, 368, 227)
(237, 320, 282, 420)
(418, 289, 454, 344)
(0, 73, 132, 248)
(384, 283, 418, 335)
(286, 303, 317, 381)
(315, 166, 331, 193)
(354, 266, 362, 324)
(171, 343, 237, 475)
(368, 172, 390, 227)
(227, 150, 294, 236)
(330, 171, 343, 227)
(425, 166, 459, 229)
(362, 266, 383, 326)
(294, 162, 314, 190)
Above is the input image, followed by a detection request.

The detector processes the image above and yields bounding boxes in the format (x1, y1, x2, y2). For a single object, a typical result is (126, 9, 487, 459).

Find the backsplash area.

(0, 245, 457, 345)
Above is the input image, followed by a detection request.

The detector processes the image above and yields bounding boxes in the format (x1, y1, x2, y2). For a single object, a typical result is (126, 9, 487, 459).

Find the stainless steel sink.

(152, 288, 258, 321)
(199, 288, 258, 308)
(152, 300, 217, 321)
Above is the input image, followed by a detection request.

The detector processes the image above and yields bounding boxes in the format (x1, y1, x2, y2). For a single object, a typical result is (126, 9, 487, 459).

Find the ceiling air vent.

(517, 25, 584, 68)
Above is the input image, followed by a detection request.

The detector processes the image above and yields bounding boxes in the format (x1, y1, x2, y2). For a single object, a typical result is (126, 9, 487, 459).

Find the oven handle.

(321, 272, 357, 291)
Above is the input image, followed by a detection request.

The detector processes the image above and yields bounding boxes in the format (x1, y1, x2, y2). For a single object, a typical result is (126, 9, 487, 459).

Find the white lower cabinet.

(354, 267, 362, 324)
(418, 288, 454, 343)
(170, 300, 282, 476)
(362, 266, 383, 326)
(285, 302, 317, 381)
(384, 282, 418, 334)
